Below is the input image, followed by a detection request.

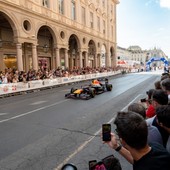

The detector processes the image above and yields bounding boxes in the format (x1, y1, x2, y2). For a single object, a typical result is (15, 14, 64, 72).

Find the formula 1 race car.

(90, 78, 112, 94)
(65, 86, 96, 100)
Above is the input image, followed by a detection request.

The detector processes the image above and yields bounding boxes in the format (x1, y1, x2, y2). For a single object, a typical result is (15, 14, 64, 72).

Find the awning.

(117, 60, 127, 64)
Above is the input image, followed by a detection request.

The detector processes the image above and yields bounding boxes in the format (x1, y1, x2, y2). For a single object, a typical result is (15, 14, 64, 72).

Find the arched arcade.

(0, 10, 117, 72)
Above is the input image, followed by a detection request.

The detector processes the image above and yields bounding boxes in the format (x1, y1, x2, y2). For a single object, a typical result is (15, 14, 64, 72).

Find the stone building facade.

(117, 45, 168, 70)
(117, 46, 131, 61)
(0, 0, 119, 72)
(127, 46, 147, 64)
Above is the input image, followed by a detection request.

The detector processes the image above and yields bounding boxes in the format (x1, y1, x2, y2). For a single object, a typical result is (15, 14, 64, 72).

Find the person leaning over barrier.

(104, 111, 170, 170)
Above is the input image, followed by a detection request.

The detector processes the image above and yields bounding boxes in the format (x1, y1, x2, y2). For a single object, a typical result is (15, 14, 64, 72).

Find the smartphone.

(102, 124, 111, 141)
(89, 160, 97, 170)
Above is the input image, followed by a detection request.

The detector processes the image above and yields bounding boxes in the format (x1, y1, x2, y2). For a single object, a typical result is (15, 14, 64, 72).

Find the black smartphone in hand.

(102, 124, 111, 141)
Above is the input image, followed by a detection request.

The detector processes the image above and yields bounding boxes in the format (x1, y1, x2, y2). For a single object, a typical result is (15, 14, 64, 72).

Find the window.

(97, 16, 100, 31)
(81, 6, 86, 25)
(71, 0, 76, 20)
(90, 12, 93, 28)
(42, 0, 49, 8)
(23, 20, 31, 31)
(58, 0, 64, 14)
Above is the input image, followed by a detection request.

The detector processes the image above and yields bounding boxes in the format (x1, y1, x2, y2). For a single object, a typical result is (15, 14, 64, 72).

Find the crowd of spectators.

(102, 72, 170, 170)
(0, 66, 121, 84)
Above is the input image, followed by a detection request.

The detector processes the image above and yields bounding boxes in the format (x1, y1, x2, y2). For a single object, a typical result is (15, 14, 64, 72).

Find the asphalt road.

(0, 71, 162, 170)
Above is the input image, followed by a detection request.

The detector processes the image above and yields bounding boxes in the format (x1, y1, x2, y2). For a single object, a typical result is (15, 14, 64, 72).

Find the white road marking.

(54, 94, 142, 170)
(0, 99, 70, 123)
(55, 127, 101, 170)
(0, 113, 8, 116)
(30, 101, 47, 105)
(107, 94, 142, 124)
(136, 70, 164, 75)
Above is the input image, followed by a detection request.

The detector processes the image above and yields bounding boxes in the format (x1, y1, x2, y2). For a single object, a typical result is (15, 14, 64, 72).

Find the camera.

(140, 98, 147, 102)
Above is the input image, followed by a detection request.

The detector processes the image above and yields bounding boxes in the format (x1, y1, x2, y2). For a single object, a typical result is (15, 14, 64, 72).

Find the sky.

(117, 0, 170, 57)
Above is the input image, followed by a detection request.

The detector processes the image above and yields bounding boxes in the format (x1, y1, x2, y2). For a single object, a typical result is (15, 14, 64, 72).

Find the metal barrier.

(0, 71, 120, 96)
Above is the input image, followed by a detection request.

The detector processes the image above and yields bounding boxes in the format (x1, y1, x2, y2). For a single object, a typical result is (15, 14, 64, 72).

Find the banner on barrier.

(0, 71, 118, 96)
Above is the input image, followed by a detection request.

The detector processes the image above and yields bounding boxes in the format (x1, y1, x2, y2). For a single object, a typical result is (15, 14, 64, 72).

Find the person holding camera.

(145, 89, 156, 118)
(140, 89, 156, 118)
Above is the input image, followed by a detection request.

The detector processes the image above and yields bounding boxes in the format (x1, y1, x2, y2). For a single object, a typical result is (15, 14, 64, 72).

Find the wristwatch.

(115, 145, 122, 152)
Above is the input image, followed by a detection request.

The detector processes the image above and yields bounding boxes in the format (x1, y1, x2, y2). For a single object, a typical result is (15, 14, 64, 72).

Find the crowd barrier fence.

(0, 71, 121, 96)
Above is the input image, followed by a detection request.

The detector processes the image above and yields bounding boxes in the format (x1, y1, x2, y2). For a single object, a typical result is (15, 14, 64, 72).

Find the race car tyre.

(106, 84, 112, 91)
(65, 93, 70, 98)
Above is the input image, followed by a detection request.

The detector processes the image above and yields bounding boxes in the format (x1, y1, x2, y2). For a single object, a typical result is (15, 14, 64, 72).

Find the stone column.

(70, 55, 73, 69)
(55, 47, 60, 68)
(16, 43, 23, 71)
(94, 53, 97, 68)
(32, 44, 38, 70)
(74, 54, 77, 68)
(0, 51, 4, 70)
(112, 53, 117, 68)
(109, 53, 111, 67)
(79, 50, 83, 68)
(84, 51, 88, 67)
(106, 53, 111, 67)
(98, 54, 101, 67)
(110, 54, 114, 68)
(64, 49, 69, 69)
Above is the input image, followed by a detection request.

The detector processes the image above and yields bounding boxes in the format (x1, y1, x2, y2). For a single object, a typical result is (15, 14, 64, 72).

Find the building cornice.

(112, 0, 120, 4)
